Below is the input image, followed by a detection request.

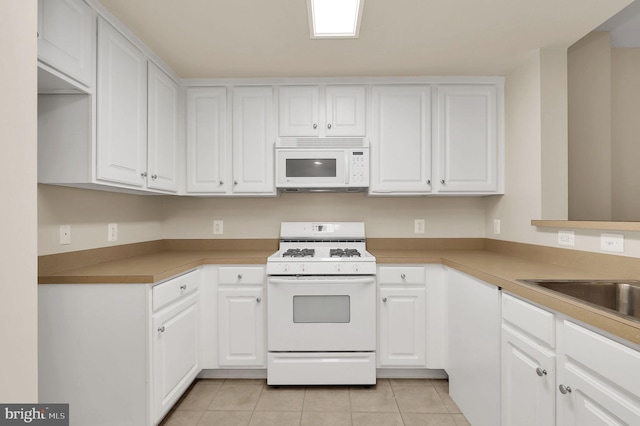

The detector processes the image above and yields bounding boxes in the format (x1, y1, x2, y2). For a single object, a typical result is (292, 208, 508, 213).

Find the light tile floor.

(159, 378, 471, 426)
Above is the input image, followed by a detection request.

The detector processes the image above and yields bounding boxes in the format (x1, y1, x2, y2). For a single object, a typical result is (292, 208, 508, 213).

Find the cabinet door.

(447, 268, 501, 426)
(153, 297, 200, 423)
(278, 86, 320, 136)
(147, 62, 179, 192)
(186, 87, 228, 193)
(370, 85, 432, 194)
(436, 85, 498, 193)
(96, 18, 147, 187)
(558, 364, 640, 426)
(232, 87, 275, 194)
(218, 287, 265, 367)
(379, 287, 426, 367)
(325, 85, 366, 136)
(501, 327, 555, 426)
(37, 0, 93, 87)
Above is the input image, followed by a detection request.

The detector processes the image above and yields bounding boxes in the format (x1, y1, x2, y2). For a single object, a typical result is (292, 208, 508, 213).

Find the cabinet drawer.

(378, 266, 425, 285)
(219, 266, 265, 285)
(502, 293, 555, 348)
(564, 320, 640, 398)
(153, 270, 200, 312)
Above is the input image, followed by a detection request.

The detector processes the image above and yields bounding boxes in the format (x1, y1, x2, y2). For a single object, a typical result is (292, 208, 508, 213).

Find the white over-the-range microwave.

(275, 138, 370, 192)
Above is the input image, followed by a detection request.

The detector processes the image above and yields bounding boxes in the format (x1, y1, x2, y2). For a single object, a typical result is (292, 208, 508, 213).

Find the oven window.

(286, 159, 337, 178)
(293, 295, 350, 323)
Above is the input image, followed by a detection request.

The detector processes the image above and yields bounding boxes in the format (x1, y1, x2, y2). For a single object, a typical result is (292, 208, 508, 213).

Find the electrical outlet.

(558, 230, 575, 246)
(414, 219, 425, 234)
(108, 223, 118, 242)
(493, 219, 501, 235)
(59, 225, 71, 245)
(213, 220, 224, 235)
(601, 233, 624, 253)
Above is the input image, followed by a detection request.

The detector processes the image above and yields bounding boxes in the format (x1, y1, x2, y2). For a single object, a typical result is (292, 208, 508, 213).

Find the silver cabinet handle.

(382, 297, 387, 302)
(219, 180, 224, 185)
(237, 274, 243, 279)
(536, 368, 547, 377)
(256, 297, 261, 302)
(141, 172, 148, 178)
(559, 384, 572, 394)
(180, 284, 187, 291)
(440, 179, 445, 184)
(158, 326, 165, 333)
(327, 123, 332, 129)
(313, 123, 318, 129)
(427, 179, 431, 184)
(151, 174, 158, 180)
(234, 180, 238, 185)
(401, 273, 406, 279)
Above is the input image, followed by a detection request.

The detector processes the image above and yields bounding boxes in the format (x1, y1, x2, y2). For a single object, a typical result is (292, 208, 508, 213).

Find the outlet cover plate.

(414, 219, 425, 234)
(558, 230, 575, 246)
(213, 220, 224, 235)
(601, 233, 624, 253)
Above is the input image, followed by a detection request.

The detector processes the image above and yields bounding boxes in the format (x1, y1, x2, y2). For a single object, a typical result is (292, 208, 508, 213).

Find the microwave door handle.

(345, 154, 350, 184)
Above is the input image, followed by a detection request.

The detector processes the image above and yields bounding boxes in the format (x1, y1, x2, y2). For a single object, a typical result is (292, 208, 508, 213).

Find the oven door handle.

(268, 277, 375, 285)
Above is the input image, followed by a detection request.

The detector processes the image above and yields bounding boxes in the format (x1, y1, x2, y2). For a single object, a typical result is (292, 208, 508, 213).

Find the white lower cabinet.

(501, 293, 556, 426)
(502, 293, 640, 426)
(378, 266, 427, 367)
(446, 268, 501, 426)
(217, 266, 266, 367)
(38, 269, 201, 426)
(151, 272, 201, 424)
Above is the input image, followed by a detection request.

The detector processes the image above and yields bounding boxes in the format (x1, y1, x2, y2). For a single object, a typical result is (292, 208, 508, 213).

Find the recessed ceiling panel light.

(307, 0, 364, 39)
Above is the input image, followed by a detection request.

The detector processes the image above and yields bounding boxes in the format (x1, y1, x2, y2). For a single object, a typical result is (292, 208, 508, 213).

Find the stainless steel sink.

(517, 279, 640, 322)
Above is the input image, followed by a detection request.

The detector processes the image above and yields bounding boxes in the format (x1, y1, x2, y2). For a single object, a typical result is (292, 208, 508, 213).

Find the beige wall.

(0, 1, 38, 401)
(161, 194, 487, 239)
(611, 48, 640, 221)
(38, 185, 164, 255)
(568, 32, 612, 220)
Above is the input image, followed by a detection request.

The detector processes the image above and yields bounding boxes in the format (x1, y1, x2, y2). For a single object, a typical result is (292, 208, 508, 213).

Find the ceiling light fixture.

(307, 0, 364, 39)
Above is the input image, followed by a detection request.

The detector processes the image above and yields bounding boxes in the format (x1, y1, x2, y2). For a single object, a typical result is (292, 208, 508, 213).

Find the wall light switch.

(213, 220, 224, 235)
(601, 233, 624, 253)
(108, 223, 118, 242)
(558, 230, 575, 246)
(59, 225, 71, 245)
(414, 219, 425, 234)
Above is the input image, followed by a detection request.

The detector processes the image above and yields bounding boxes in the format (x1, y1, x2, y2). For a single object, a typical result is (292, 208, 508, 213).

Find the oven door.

(267, 276, 376, 352)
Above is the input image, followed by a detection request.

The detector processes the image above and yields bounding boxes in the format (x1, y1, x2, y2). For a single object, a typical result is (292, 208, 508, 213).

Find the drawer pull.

(256, 297, 262, 302)
(180, 285, 187, 291)
(158, 326, 165, 333)
(536, 367, 547, 377)
(238, 274, 243, 279)
(559, 384, 572, 394)
(401, 274, 406, 279)
(382, 297, 387, 302)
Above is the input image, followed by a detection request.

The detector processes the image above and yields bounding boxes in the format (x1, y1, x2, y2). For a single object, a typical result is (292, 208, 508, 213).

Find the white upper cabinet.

(186, 87, 228, 193)
(278, 85, 366, 137)
(147, 62, 179, 193)
(37, 0, 94, 88)
(436, 84, 500, 193)
(369, 85, 432, 194)
(186, 86, 275, 196)
(232, 86, 276, 194)
(96, 17, 148, 187)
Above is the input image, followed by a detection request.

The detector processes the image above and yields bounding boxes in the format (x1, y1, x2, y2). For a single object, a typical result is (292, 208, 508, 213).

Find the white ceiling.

(98, 0, 633, 78)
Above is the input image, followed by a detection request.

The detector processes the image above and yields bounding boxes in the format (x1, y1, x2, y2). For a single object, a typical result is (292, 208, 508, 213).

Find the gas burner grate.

(282, 248, 316, 258)
(330, 248, 362, 258)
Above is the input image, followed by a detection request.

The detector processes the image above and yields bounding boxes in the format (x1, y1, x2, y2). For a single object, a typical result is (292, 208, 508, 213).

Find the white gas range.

(266, 222, 377, 386)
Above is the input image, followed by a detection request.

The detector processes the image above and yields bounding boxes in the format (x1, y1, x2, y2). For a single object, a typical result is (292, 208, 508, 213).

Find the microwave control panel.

(349, 151, 369, 184)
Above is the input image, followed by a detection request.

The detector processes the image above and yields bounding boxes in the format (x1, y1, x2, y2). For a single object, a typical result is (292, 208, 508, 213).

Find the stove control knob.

(336, 264, 342, 272)
(282, 264, 290, 273)
(299, 264, 306, 273)
(353, 264, 360, 272)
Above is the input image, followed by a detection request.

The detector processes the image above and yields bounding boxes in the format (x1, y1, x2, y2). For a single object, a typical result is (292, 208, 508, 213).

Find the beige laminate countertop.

(39, 246, 640, 346)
